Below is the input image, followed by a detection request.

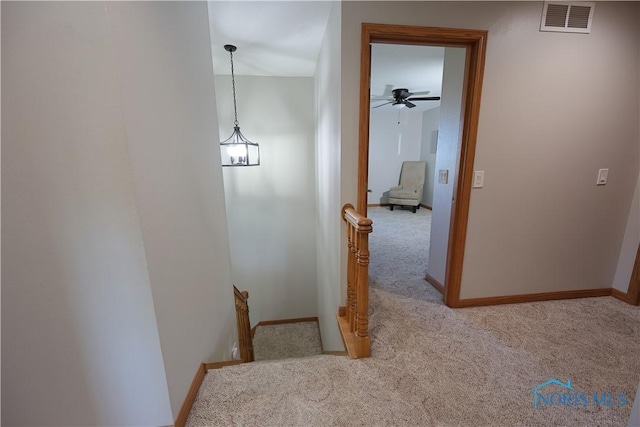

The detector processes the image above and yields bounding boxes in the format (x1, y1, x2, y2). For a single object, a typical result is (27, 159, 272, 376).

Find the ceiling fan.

(371, 86, 441, 109)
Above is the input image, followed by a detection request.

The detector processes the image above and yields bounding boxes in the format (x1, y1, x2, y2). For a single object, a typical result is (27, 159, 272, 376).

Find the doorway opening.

(367, 43, 446, 302)
(357, 23, 488, 308)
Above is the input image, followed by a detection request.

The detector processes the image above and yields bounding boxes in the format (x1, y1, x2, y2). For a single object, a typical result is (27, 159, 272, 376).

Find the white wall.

(2, 2, 172, 425)
(1, 3, 3, 422)
(107, 2, 237, 417)
(315, 2, 344, 351)
(215, 75, 318, 326)
(341, 1, 640, 300)
(613, 179, 640, 292)
(613, 3, 640, 295)
(368, 108, 424, 204)
(2, 2, 238, 424)
(420, 107, 441, 208)
(428, 48, 466, 285)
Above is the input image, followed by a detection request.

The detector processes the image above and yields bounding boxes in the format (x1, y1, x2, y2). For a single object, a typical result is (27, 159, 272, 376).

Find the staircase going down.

(252, 321, 323, 361)
(183, 206, 640, 426)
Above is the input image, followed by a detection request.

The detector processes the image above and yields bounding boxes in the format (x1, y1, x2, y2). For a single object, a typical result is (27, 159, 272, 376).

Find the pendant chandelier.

(219, 44, 260, 167)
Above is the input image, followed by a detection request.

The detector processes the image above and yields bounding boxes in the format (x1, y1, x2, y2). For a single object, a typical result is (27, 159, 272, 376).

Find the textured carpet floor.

(253, 322, 323, 361)
(368, 206, 437, 301)
(187, 207, 640, 426)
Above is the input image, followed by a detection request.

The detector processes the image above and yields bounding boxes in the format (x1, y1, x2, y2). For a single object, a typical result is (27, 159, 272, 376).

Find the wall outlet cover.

(438, 169, 449, 184)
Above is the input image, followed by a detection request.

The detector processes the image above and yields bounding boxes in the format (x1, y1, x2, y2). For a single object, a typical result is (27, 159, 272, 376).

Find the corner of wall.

(315, 0, 345, 351)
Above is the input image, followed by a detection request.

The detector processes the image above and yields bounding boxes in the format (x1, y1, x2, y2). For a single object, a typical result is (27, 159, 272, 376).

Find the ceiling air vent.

(540, 1, 595, 34)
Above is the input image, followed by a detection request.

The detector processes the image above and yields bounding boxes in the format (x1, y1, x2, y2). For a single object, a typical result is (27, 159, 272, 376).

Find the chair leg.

(390, 204, 394, 211)
(412, 206, 416, 213)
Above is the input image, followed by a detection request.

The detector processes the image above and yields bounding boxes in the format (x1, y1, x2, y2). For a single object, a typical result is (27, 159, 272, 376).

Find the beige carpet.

(187, 207, 640, 426)
(253, 322, 323, 361)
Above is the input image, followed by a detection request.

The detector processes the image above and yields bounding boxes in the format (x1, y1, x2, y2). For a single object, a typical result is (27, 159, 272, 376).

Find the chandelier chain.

(229, 50, 239, 127)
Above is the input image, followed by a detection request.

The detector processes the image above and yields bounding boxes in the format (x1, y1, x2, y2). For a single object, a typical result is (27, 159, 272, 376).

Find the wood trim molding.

(627, 243, 640, 306)
(338, 306, 346, 317)
(357, 25, 373, 216)
(425, 273, 444, 295)
(174, 363, 207, 427)
(257, 317, 318, 327)
(356, 23, 488, 310)
(443, 28, 488, 309)
(611, 288, 628, 302)
(317, 321, 325, 354)
(420, 204, 433, 210)
(456, 288, 612, 308)
(336, 312, 357, 359)
(175, 360, 245, 425)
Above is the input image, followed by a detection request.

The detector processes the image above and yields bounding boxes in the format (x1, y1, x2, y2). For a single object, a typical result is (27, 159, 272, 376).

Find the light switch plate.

(597, 168, 608, 185)
(438, 169, 449, 184)
(473, 171, 485, 188)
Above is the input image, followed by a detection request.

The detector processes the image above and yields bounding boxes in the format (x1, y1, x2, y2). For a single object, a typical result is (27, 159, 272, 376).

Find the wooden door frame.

(357, 23, 488, 308)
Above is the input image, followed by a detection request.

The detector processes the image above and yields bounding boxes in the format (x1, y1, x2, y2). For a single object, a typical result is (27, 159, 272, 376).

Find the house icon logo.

(530, 379, 573, 409)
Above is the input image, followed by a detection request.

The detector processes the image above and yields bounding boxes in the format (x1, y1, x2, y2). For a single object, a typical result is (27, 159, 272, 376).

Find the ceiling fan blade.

(371, 84, 395, 100)
(407, 96, 441, 101)
(372, 101, 393, 109)
(410, 90, 431, 96)
(404, 101, 416, 108)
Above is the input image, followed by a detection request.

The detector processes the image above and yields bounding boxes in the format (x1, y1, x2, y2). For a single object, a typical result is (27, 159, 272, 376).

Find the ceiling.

(207, 2, 444, 112)
(207, 1, 332, 77)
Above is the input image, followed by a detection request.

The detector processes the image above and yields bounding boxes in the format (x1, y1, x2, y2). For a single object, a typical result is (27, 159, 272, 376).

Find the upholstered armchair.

(388, 161, 426, 213)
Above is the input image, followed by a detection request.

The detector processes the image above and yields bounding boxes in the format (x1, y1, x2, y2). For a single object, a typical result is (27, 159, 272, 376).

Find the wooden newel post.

(233, 286, 254, 363)
(355, 229, 371, 357)
(348, 226, 357, 332)
(338, 204, 373, 359)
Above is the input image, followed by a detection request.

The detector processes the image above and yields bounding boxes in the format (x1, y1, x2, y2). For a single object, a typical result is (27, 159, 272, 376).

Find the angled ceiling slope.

(208, 1, 333, 77)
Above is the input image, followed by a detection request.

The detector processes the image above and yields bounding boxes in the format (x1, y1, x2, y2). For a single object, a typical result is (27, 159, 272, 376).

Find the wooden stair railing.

(233, 286, 254, 362)
(337, 203, 373, 359)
